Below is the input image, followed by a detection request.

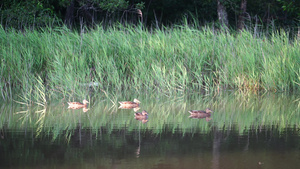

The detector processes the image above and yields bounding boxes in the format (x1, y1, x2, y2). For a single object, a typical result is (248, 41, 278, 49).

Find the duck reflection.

(135, 146, 141, 158)
(67, 99, 89, 112)
(68, 106, 89, 112)
(188, 108, 213, 122)
(135, 110, 148, 158)
(118, 99, 141, 112)
(118, 105, 140, 112)
(82, 107, 89, 112)
(134, 110, 149, 123)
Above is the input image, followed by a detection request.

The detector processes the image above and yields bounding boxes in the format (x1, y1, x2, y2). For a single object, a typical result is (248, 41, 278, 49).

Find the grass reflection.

(0, 91, 299, 139)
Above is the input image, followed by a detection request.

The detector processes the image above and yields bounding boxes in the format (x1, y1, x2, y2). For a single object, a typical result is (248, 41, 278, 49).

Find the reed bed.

(0, 24, 300, 101)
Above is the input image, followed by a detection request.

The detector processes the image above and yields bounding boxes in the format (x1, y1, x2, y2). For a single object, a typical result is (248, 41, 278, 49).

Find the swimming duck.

(119, 99, 140, 107)
(68, 99, 89, 109)
(188, 108, 213, 119)
(134, 110, 148, 120)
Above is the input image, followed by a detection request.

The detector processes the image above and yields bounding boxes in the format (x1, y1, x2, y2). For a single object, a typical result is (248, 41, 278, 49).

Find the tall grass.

(0, 24, 300, 101)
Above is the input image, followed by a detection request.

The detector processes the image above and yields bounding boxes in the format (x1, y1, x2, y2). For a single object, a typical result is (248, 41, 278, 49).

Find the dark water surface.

(0, 92, 299, 169)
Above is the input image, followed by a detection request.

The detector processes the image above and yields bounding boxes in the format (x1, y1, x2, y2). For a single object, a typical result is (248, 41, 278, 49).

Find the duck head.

(82, 100, 89, 104)
(133, 99, 141, 104)
(206, 108, 213, 113)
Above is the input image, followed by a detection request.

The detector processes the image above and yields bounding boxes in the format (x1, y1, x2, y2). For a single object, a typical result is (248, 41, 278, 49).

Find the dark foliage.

(0, 0, 299, 29)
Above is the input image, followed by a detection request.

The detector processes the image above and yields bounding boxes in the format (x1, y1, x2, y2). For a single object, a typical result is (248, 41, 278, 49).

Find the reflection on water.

(134, 110, 149, 123)
(119, 105, 141, 112)
(0, 92, 299, 169)
(0, 126, 299, 169)
(68, 106, 89, 112)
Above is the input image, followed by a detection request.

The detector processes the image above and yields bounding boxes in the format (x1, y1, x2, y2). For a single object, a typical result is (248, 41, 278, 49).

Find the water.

(0, 92, 299, 169)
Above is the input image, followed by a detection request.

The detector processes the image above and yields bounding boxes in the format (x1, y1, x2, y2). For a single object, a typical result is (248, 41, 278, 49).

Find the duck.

(134, 110, 148, 120)
(68, 99, 89, 109)
(119, 99, 140, 108)
(188, 108, 213, 119)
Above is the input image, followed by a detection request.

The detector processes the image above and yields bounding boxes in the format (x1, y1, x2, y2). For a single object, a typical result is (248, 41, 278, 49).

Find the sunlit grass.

(0, 24, 300, 102)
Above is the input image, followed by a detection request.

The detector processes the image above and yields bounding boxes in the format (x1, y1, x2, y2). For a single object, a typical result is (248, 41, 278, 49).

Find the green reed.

(0, 24, 300, 101)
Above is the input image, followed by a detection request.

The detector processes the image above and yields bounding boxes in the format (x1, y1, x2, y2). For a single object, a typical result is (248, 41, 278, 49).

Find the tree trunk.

(297, 26, 300, 40)
(64, 0, 76, 28)
(237, 0, 247, 31)
(217, 0, 229, 29)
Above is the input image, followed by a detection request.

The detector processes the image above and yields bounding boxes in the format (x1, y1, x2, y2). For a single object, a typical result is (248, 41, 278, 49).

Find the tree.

(65, 0, 76, 28)
(277, 0, 300, 21)
(0, 0, 60, 29)
(237, 0, 247, 31)
(62, 0, 144, 28)
(217, 0, 229, 29)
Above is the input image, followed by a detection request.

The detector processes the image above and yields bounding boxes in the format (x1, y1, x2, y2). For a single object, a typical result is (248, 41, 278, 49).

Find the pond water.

(0, 92, 299, 169)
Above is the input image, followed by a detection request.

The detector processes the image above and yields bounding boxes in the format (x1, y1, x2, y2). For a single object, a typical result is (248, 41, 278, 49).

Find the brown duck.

(68, 99, 89, 109)
(134, 110, 148, 121)
(119, 98, 141, 108)
(188, 108, 213, 119)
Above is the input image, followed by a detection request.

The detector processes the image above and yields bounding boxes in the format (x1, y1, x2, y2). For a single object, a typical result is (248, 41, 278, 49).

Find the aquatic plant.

(0, 24, 300, 101)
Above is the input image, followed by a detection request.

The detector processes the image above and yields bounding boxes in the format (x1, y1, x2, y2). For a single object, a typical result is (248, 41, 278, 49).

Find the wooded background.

(1, 0, 299, 30)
